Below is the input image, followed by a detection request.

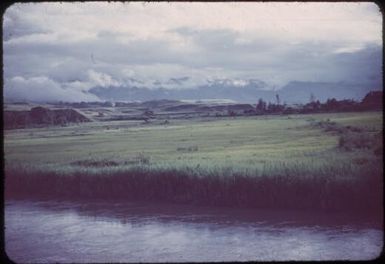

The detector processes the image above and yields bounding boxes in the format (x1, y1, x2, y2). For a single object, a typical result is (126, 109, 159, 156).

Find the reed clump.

(5, 161, 382, 215)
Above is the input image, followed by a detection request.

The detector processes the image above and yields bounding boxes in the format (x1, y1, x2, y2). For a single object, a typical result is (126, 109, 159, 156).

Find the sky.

(3, 2, 383, 102)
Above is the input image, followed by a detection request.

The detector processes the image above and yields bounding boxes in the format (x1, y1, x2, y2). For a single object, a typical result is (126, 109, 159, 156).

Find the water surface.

(5, 200, 383, 262)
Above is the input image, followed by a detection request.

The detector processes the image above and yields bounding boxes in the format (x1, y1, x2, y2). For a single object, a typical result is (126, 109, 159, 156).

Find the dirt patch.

(71, 160, 120, 168)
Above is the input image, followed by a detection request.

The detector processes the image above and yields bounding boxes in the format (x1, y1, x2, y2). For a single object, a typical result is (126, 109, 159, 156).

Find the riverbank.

(5, 162, 382, 216)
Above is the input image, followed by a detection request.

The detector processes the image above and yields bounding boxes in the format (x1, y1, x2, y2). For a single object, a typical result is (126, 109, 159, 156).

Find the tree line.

(254, 91, 382, 115)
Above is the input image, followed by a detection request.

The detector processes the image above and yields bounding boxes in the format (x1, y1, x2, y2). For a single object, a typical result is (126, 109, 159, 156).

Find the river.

(5, 200, 383, 262)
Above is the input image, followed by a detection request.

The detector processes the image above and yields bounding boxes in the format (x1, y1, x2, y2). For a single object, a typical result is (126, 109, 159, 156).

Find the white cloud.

(333, 45, 365, 54)
(87, 70, 121, 88)
(4, 76, 100, 102)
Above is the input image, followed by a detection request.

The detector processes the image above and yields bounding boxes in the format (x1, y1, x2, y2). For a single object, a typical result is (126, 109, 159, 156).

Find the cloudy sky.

(3, 2, 382, 102)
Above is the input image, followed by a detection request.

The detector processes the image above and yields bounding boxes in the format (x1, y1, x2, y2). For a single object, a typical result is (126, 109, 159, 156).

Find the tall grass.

(5, 161, 382, 215)
(4, 112, 382, 219)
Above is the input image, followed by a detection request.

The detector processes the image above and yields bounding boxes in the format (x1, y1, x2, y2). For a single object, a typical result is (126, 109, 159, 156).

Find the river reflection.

(5, 200, 383, 262)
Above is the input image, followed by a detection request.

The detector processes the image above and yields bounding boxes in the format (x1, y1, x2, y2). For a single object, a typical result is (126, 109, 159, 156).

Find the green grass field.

(4, 111, 383, 213)
(4, 111, 382, 172)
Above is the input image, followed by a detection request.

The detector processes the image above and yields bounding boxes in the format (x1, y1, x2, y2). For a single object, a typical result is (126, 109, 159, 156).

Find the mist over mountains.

(89, 79, 380, 104)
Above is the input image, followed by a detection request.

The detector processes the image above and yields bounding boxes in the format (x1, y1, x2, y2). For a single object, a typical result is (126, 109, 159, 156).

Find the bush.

(338, 132, 378, 151)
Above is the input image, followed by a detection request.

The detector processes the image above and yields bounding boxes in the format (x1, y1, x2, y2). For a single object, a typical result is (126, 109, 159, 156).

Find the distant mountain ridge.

(90, 79, 273, 103)
(89, 79, 381, 104)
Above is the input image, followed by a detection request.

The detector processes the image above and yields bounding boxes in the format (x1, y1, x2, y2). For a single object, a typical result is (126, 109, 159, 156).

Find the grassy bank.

(4, 112, 383, 214)
(5, 160, 382, 214)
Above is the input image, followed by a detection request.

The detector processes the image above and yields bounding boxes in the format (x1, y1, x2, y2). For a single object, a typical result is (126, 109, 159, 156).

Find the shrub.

(338, 132, 378, 151)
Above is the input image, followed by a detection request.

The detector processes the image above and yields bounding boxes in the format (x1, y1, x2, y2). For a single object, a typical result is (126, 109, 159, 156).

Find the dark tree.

(361, 91, 383, 110)
(256, 98, 267, 113)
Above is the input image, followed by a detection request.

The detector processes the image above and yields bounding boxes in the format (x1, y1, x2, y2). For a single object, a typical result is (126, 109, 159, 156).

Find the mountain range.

(89, 79, 381, 104)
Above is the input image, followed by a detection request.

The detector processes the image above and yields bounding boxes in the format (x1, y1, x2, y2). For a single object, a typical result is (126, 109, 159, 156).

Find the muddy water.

(5, 200, 383, 262)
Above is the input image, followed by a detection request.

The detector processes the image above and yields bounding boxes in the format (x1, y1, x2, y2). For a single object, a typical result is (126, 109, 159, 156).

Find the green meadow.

(4, 111, 383, 213)
(4, 111, 382, 172)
